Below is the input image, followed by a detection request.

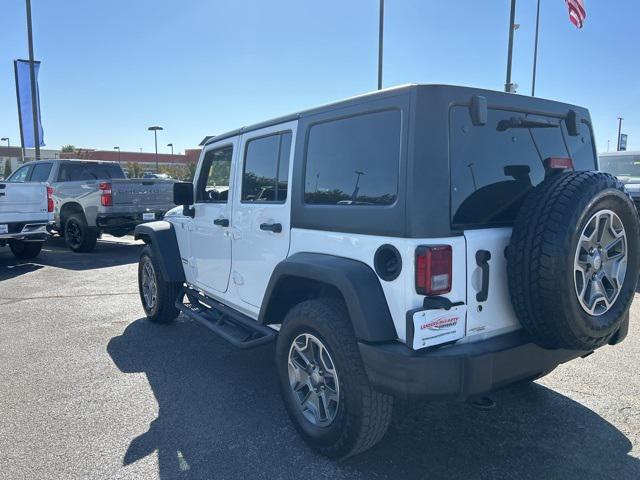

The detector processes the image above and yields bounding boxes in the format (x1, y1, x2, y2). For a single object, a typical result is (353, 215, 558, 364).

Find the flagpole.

(377, 0, 384, 90)
(505, 0, 517, 92)
(531, 0, 541, 96)
(25, 0, 40, 160)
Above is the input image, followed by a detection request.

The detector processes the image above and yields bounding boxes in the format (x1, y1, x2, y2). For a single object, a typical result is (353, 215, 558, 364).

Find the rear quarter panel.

(289, 228, 466, 343)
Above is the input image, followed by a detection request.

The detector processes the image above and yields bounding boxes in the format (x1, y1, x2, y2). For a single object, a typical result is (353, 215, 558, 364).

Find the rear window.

(58, 163, 125, 182)
(450, 106, 596, 229)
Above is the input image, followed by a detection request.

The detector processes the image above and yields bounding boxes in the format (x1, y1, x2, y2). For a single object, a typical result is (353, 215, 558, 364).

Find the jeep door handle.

(260, 222, 282, 233)
(475, 250, 491, 302)
(214, 218, 229, 227)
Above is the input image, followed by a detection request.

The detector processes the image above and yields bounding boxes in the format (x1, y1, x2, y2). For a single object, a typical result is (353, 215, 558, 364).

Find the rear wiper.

(497, 116, 559, 131)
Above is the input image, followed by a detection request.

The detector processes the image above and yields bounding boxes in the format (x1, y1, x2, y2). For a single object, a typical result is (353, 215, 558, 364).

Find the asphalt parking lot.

(0, 236, 639, 480)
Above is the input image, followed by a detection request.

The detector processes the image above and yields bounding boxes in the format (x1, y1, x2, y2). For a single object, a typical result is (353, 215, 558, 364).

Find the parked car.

(599, 151, 640, 211)
(142, 172, 172, 180)
(134, 85, 640, 458)
(0, 179, 53, 259)
(6, 159, 176, 252)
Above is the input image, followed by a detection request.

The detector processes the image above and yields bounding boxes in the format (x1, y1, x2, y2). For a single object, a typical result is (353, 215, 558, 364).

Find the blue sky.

(1, 0, 639, 154)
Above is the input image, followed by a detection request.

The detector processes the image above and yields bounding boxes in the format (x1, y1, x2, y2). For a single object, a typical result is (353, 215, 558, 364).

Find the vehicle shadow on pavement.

(0, 236, 141, 279)
(108, 318, 639, 480)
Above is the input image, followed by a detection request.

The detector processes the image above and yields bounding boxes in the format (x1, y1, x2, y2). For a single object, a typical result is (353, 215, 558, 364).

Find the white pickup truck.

(0, 181, 53, 259)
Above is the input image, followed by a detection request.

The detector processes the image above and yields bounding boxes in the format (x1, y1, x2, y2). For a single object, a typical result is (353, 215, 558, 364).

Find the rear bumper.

(0, 222, 50, 242)
(358, 330, 592, 400)
(96, 211, 166, 231)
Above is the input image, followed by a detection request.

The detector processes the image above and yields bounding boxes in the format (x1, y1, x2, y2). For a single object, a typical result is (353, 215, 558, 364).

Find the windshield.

(599, 154, 640, 177)
(450, 106, 596, 229)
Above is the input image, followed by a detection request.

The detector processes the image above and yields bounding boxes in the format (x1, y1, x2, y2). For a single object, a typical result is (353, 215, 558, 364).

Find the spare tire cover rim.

(574, 209, 627, 316)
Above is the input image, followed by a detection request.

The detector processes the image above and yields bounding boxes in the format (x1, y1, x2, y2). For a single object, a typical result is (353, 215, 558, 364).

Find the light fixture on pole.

(1, 138, 9, 148)
(147, 126, 163, 172)
(167, 143, 174, 156)
(113, 146, 121, 164)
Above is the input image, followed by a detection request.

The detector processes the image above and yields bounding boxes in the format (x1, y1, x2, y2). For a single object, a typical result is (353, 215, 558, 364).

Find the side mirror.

(174, 182, 194, 205)
(173, 182, 195, 217)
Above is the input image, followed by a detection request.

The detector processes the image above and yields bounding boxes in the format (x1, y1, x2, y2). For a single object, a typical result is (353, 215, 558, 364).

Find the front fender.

(134, 221, 185, 282)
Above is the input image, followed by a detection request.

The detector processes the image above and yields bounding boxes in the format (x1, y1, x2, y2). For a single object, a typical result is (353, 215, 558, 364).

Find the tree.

(61, 144, 76, 153)
(126, 162, 143, 178)
(3, 160, 12, 179)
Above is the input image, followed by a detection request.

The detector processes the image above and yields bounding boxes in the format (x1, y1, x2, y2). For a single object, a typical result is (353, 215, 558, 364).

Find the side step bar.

(175, 287, 276, 349)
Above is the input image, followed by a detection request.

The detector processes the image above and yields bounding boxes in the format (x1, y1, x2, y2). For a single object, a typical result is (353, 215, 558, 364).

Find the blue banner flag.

(14, 59, 45, 148)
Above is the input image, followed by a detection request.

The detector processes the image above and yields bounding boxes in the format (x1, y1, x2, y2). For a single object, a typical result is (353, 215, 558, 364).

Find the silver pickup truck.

(0, 181, 52, 259)
(6, 159, 175, 252)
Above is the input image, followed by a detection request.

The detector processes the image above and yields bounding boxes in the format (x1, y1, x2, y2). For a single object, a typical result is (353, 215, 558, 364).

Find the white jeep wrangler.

(135, 85, 639, 458)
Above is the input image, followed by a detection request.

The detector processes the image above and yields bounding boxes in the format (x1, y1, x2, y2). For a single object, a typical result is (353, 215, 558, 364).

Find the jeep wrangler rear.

(134, 85, 639, 458)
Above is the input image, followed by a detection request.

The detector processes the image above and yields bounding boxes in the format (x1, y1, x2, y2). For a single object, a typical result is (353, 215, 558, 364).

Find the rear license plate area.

(406, 305, 467, 350)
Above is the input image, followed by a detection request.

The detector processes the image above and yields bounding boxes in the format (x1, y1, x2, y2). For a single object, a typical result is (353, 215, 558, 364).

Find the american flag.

(566, 0, 587, 29)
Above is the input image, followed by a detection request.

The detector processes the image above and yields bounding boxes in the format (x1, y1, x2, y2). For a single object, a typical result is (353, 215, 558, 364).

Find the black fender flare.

(258, 253, 397, 343)
(134, 221, 185, 282)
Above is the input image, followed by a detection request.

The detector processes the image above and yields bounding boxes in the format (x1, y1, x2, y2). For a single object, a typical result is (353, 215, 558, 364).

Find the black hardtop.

(204, 84, 591, 147)
(204, 84, 594, 239)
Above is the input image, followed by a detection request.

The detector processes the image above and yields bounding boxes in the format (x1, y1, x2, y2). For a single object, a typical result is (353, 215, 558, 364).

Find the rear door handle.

(475, 250, 491, 302)
(260, 222, 282, 233)
(214, 218, 229, 227)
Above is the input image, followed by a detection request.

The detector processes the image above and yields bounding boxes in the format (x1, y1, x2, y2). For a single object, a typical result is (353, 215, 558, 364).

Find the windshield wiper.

(497, 116, 559, 131)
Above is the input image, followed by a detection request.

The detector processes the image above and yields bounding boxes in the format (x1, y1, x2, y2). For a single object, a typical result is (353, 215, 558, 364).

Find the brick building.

(59, 148, 201, 170)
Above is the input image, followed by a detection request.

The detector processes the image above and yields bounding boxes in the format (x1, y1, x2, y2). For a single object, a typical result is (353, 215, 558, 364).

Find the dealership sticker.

(411, 305, 467, 350)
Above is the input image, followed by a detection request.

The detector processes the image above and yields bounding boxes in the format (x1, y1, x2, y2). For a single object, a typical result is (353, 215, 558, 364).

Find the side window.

(30, 163, 53, 182)
(304, 110, 401, 206)
(197, 145, 233, 203)
(7, 165, 33, 183)
(58, 164, 84, 182)
(242, 131, 292, 203)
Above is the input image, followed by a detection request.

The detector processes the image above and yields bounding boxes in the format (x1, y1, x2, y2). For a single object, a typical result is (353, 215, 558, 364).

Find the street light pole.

(113, 146, 120, 164)
(1, 138, 9, 148)
(617, 117, 624, 151)
(147, 126, 163, 172)
(377, 0, 384, 90)
(505, 0, 517, 93)
(25, 0, 40, 160)
(531, 0, 541, 96)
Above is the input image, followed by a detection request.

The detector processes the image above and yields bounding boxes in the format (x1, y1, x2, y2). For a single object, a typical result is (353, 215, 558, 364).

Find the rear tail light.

(544, 157, 574, 171)
(46, 186, 54, 213)
(99, 182, 113, 207)
(416, 245, 452, 296)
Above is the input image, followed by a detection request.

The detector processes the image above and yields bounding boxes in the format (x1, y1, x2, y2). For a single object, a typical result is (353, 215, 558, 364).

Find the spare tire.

(507, 171, 640, 350)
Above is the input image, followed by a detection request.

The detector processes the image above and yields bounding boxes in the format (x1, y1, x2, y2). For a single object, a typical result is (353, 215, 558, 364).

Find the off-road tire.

(507, 171, 640, 350)
(276, 298, 393, 458)
(9, 241, 43, 259)
(138, 246, 181, 324)
(64, 213, 98, 253)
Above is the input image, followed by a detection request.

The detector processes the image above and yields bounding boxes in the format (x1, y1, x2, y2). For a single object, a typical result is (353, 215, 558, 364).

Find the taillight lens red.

(99, 182, 113, 207)
(544, 157, 574, 170)
(46, 186, 54, 213)
(415, 245, 452, 296)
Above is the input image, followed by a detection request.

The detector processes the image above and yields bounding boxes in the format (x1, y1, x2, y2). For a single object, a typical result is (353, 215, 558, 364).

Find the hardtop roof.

(203, 83, 591, 147)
